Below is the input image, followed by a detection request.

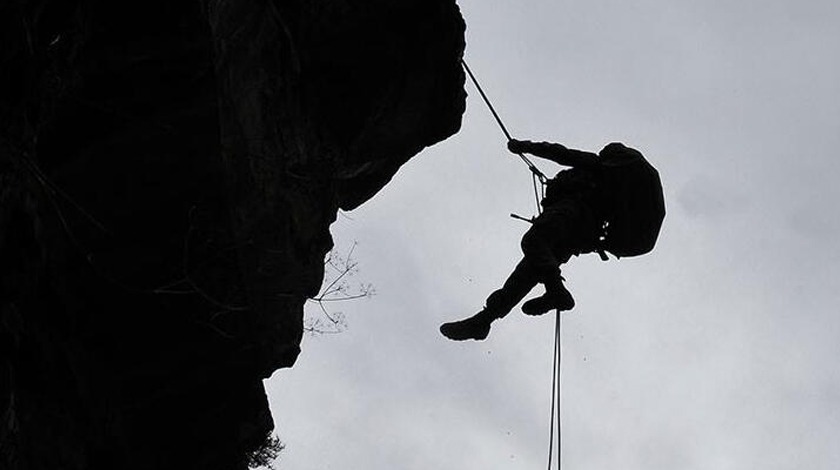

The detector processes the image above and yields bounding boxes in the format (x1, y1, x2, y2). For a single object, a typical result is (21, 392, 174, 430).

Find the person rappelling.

(440, 138, 665, 341)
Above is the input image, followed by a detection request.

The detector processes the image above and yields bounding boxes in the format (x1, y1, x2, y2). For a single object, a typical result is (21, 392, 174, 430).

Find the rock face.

(0, 1, 465, 468)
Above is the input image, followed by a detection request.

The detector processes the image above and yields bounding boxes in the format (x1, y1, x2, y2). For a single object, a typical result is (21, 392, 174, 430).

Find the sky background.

(265, 1, 840, 468)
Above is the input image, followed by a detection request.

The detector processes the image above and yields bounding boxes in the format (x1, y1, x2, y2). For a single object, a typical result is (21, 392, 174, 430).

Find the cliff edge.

(0, 1, 465, 468)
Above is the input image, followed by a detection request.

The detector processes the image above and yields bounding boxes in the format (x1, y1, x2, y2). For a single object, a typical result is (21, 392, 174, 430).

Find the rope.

(460, 59, 548, 186)
(533, 172, 546, 215)
(547, 309, 562, 470)
(460, 58, 562, 468)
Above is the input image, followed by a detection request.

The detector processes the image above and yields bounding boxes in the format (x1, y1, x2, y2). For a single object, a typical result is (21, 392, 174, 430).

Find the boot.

(521, 289, 574, 315)
(521, 273, 574, 316)
(440, 309, 497, 341)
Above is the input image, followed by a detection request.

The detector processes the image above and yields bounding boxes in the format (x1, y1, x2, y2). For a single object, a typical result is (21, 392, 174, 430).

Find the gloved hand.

(507, 139, 532, 154)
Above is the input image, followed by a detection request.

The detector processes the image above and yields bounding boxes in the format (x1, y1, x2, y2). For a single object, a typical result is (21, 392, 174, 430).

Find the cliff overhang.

(0, 1, 465, 468)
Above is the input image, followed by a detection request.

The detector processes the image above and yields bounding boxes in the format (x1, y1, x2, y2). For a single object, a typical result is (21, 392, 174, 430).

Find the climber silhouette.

(440, 139, 664, 341)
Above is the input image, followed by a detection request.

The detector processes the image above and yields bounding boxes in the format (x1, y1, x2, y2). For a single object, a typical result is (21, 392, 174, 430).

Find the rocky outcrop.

(0, 1, 465, 468)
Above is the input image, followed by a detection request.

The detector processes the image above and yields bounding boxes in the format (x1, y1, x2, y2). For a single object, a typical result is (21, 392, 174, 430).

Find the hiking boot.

(521, 287, 574, 316)
(440, 311, 494, 341)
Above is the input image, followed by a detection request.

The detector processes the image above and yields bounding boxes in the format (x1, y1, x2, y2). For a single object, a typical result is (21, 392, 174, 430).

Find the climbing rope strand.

(532, 172, 543, 215)
(557, 309, 562, 470)
(461, 57, 561, 469)
(461, 59, 513, 140)
(460, 59, 548, 182)
(461, 58, 547, 218)
(546, 309, 558, 470)
(547, 309, 563, 470)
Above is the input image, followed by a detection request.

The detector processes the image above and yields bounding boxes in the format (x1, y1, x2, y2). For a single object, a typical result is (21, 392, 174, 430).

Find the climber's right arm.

(507, 139, 599, 169)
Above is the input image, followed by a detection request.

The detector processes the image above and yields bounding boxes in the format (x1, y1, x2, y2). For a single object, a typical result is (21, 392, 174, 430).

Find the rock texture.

(0, 1, 465, 468)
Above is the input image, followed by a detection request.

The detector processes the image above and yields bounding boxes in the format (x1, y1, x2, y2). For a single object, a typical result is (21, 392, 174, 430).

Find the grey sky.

(266, 1, 840, 468)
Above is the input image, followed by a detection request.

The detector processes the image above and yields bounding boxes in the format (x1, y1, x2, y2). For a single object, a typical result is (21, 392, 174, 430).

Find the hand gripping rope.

(461, 59, 564, 470)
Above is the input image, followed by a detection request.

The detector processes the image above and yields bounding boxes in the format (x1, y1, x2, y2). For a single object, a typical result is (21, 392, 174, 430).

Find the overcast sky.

(265, 1, 840, 469)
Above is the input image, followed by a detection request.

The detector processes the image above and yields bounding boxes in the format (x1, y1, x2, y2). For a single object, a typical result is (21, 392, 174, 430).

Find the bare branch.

(304, 241, 373, 336)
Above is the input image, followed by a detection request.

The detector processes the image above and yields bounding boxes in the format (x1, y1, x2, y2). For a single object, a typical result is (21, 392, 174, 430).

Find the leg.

(484, 258, 540, 318)
(519, 223, 575, 315)
(439, 258, 539, 341)
(518, 201, 595, 315)
(439, 200, 596, 340)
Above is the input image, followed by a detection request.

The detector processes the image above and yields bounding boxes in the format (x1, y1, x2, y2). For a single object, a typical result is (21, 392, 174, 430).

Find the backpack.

(597, 143, 665, 258)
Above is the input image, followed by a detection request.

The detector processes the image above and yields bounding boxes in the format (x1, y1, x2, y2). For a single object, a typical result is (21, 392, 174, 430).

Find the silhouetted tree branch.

(305, 242, 374, 335)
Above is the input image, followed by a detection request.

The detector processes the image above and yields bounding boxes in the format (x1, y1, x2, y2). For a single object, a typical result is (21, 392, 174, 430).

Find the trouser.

(484, 200, 598, 319)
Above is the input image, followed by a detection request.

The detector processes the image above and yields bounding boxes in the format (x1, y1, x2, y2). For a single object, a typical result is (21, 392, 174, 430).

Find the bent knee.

(520, 228, 548, 255)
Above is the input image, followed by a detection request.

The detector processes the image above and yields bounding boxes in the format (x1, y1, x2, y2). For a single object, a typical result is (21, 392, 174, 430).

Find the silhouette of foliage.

(246, 432, 284, 469)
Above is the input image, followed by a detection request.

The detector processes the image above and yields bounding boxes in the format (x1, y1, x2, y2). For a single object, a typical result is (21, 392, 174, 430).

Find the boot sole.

(439, 323, 490, 341)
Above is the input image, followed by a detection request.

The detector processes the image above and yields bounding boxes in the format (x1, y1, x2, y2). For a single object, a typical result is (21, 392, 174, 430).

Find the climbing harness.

(461, 59, 565, 470)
